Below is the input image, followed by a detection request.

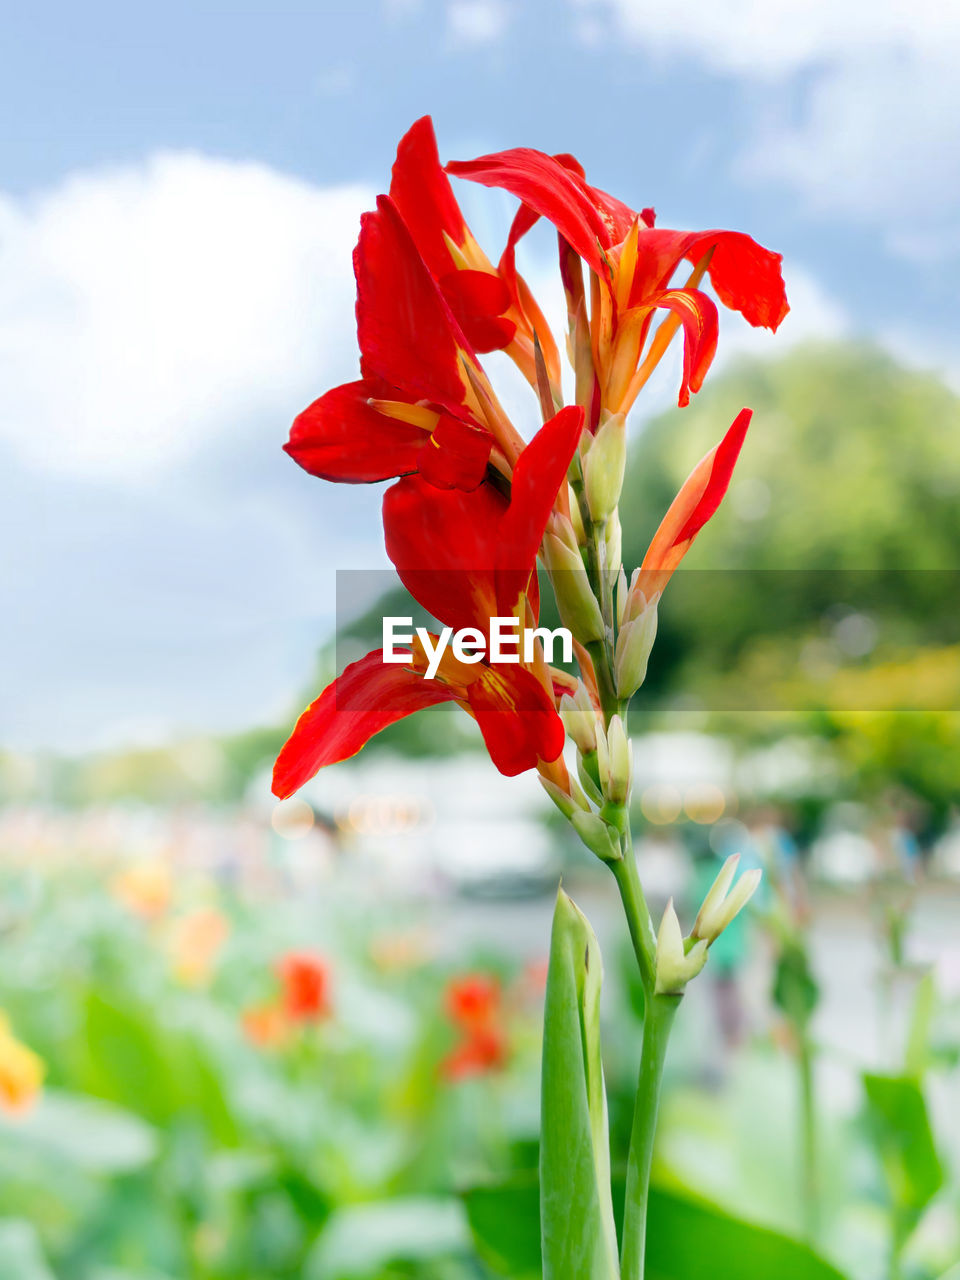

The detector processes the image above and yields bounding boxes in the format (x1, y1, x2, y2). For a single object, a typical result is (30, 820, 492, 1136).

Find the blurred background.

(2, 2, 960, 1278)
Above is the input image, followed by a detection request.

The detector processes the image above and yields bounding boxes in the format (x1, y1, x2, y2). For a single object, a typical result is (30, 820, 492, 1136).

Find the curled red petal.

(285, 379, 426, 483)
(440, 269, 516, 352)
(416, 414, 494, 491)
(272, 650, 458, 798)
(651, 288, 720, 407)
(389, 116, 466, 280)
(467, 665, 566, 775)
(355, 196, 475, 417)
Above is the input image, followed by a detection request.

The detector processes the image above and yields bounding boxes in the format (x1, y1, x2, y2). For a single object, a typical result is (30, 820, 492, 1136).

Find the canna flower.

(241, 1003, 290, 1049)
(447, 146, 788, 421)
(446, 974, 502, 1030)
(272, 406, 584, 798)
(277, 950, 333, 1022)
(0, 1012, 44, 1115)
(169, 908, 229, 985)
(111, 860, 172, 920)
(389, 117, 562, 394)
(442, 973, 508, 1081)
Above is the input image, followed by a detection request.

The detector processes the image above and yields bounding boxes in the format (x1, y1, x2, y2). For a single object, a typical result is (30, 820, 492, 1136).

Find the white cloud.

(447, 0, 509, 46)
(572, 0, 960, 256)
(0, 154, 373, 480)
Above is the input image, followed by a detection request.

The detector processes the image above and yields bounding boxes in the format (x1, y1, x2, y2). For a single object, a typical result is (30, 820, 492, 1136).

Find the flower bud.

(692, 854, 763, 945)
(576, 753, 603, 805)
(584, 413, 627, 523)
(539, 773, 590, 819)
(616, 567, 629, 628)
(594, 721, 609, 792)
(571, 810, 622, 863)
(614, 597, 659, 698)
(542, 534, 605, 644)
(559, 683, 597, 755)
(654, 900, 709, 996)
(603, 714, 631, 805)
(604, 510, 622, 577)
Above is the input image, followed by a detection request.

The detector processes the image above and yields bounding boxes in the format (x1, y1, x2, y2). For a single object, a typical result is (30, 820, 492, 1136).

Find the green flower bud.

(603, 714, 631, 805)
(584, 413, 627, 523)
(559, 683, 597, 755)
(654, 900, 709, 996)
(614, 597, 659, 698)
(542, 534, 605, 644)
(539, 774, 590, 819)
(571, 810, 622, 863)
(693, 854, 762, 944)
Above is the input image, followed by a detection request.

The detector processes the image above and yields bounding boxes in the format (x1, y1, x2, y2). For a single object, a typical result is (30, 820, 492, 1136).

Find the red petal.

(496, 405, 584, 615)
(440, 269, 516, 352)
(467, 664, 565, 775)
(637, 408, 752, 597)
(389, 116, 466, 281)
(628, 229, 788, 331)
(383, 475, 503, 633)
(285, 379, 426, 483)
(272, 650, 458, 798)
(416, 414, 493, 491)
(651, 288, 719, 407)
(448, 148, 632, 275)
(355, 196, 475, 417)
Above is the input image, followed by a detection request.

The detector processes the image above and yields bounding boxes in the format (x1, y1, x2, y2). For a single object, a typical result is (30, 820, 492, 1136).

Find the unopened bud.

(616, 567, 629, 628)
(614, 598, 659, 698)
(571, 810, 622, 863)
(604, 510, 622, 577)
(692, 854, 762, 944)
(539, 774, 590, 819)
(603, 714, 631, 804)
(559, 684, 597, 755)
(584, 413, 627, 523)
(542, 534, 605, 644)
(577, 754, 603, 805)
(654, 899, 709, 996)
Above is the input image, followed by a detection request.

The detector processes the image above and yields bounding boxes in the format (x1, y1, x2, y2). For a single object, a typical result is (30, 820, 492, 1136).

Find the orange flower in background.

(111, 860, 172, 919)
(277, 951, 332, 1022)
(241, 1003, 290, 1050)
(442, 973, 508, 1080)
(170, 908, 229, 985)
(0, 1012, 44, 1115)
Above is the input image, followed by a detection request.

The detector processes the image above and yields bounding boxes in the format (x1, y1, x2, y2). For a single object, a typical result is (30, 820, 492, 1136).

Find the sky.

(2, 0, 959, 752)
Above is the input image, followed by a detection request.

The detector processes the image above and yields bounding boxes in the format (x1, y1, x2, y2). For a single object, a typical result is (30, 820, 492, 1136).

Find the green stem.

(610, 837, 657, 994)
(620, 993, 680, 1279)
(798, 1031, 819, 1242)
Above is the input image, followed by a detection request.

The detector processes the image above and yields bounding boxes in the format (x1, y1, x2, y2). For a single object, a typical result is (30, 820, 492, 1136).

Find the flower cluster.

(242, 950, 333, 1048)
(441, 973, 508, 1081)
(272, 116, 787, 883)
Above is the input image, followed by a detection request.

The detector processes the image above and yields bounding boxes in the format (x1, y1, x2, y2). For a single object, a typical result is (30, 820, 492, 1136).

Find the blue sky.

(2, 0, 958, 751)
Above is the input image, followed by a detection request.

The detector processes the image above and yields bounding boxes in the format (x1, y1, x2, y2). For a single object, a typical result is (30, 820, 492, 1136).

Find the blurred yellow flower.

(111, 860, 172, 919)
(0, 1012, 45, 1115)
(170, 908, 229, 985)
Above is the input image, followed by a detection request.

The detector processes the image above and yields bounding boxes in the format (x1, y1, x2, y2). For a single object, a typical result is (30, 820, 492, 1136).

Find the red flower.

(446, 146, 788, 418)
(441, 973, 507, 1081)
(446, 974, 502, 1030)
(271, 406, 583, 798)
(441, 1025, 507, 1081)
(277, 951, 332, 1021)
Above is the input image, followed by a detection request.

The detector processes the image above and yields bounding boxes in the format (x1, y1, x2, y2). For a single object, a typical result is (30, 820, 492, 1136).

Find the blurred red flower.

(277, 951, 332, 1022)
(442, 973, 508, 1080)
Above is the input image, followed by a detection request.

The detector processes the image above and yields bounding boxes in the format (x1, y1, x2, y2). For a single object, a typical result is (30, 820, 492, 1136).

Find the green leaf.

(862, 1072, 944, 1215)
(0, 1089, 157, 1173)
(540, 889, 619, 1279)
(904, 972, 937, 1077)
(644, 1187, 849, 1279)
(463, 1176, 850, 1280)
(463, 1174, 541, 1279)
(306, 1198, 471, 1279)
(0, 1220, 56, 1280)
